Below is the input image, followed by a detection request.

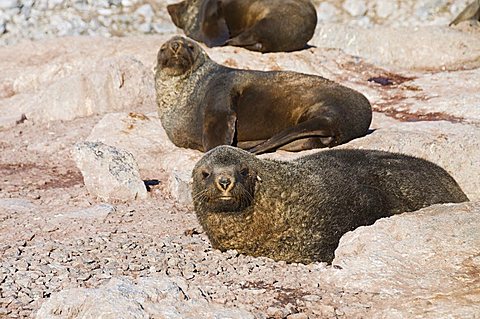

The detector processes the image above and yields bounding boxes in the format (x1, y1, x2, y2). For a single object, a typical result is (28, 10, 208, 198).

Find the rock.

(73, 141, 147, 202)
(375, 0, 398, 18)
(36, 276, 255, 319)
(343, 0, 368, 16)
(311, 23, 480, 71)
(0, 36, 160, 128)
(317, 2, 340, 22)
(0, 0, 18, 9)
(52, 204, 115, 221)
(330, 201, 480, 318)
(0, 198, 36, 212)
(86, 112, 202, 202)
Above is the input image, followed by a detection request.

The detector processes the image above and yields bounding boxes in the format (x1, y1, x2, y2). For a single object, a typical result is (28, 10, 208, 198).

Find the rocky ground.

(1, 0, 480, 318)
(0, 0, 476, 46)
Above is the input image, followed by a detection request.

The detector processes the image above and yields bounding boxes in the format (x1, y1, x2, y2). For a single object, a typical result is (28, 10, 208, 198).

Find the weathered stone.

(343, 0, 368, 16)
(0, 0, 18, 9)
(52, 204, 115, 222)
(86, 112, 202, 201)
(329, 201, 480, 318)
(73, 141, 147, 202)
(36, 276, 255, 319)
(0, 198, 35, 212)
(311, 24, 480, 71)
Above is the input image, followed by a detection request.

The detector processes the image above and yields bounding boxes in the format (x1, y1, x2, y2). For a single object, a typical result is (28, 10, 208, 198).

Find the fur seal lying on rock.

(155, 36, 372, 155)
(167, 0, 317, 52)
(192, 146, 469, 264)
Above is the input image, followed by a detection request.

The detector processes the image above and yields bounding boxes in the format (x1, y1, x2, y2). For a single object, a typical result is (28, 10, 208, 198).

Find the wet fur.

(192, 146, 469, 264)
(155, 36, 372, 154)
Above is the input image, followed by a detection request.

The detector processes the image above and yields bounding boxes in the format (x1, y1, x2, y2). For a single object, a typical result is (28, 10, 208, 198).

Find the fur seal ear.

(197, 0, 230, 47)
(167, 2, 187, 28)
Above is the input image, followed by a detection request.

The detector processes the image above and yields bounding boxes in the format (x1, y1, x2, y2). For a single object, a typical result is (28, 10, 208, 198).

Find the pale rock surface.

(0, 198, 36, 212)
(343, 0, 368, 16)
(36, 276, 255, 319)
(329, 201, 480, 318)
(73, 141, 148, 202)
(85, 112, 202, 203)
(312, 24, 480, 71)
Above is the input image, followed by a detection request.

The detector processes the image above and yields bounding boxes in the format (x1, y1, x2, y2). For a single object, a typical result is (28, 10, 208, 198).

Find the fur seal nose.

(217, 176, 232, 191)
(171, 41, 180, 53)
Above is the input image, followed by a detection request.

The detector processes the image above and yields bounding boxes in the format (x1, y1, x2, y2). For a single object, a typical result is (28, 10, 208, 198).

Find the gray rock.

(53, 204, 115, 221)
(330, 201, 480, 318)
(343, 0, 368, 16)
(311, 23, 480, 70)
(375, 0, 398, 18)
(317, 2, 340, 22)
(86, 112, 202, 202)
(135, 4, 154, 20)
(0, 0, 18, 9)
(73, 141, 147, 202)
(36, 276, 255, 319)
(0, 198, 36, 212)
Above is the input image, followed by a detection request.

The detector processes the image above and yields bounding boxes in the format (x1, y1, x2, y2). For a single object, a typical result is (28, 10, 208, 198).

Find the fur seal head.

(156, 36, 207, 76)
(192, 146, 259, 213)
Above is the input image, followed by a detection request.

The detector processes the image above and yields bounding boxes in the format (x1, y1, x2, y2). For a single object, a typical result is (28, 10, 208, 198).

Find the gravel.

(0, 0, 472, 46)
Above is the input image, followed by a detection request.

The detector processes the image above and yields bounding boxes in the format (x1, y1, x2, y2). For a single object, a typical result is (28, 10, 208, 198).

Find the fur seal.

(192, 146, 469, 264)
(155, 36, 372, 155)
(450, 0, 480, 26)
(166, 0, 317, 52)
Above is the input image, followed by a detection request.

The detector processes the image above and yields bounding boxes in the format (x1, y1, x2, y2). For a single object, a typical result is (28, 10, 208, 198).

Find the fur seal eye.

(201, 170, 210, 179)
(239, 167, 249, 177)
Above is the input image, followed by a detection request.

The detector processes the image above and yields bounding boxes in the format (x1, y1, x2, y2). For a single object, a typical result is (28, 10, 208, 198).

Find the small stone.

(317, 2, 339, 22)
(343, 0, 367, 17)
(135, 4, 154, 19)
(0, 0, 18, 9)
(73, 142, 148, 202)
(267, 306, 289, 318)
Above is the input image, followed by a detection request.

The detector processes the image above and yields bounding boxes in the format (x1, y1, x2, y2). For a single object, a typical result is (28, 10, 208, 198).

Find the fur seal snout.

(192, 146, 469, 264)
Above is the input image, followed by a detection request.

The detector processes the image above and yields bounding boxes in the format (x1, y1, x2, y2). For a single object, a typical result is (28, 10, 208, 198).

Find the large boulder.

(312, 24, 480, 71)
(328, 201, 480, 318)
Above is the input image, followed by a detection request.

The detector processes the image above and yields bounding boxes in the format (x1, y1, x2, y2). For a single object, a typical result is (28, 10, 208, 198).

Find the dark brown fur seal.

(450, 0, 480, 26)
(192, 146, 469, 264)
(155, 36, 372, 155)
(167, 0, 317, 52)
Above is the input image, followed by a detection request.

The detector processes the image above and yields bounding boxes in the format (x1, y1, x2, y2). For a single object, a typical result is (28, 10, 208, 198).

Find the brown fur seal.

(167, 0, 317, 52)
(155, 36, 372, 155)
(192, 146, 469, 264)
(450, 0, 480, 26)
